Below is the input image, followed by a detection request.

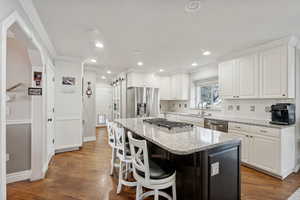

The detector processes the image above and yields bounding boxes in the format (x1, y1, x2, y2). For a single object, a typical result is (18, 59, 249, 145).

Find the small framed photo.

(62, 77, 76, 85)
(28, 87, 42, 96)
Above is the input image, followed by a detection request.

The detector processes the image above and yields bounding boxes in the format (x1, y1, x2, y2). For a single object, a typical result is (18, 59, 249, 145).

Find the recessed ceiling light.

(191, 62, 198, 67)
(101, 76, 106, 79)
(159, 69, 164, 72)
(95, 41, 104, 48)
(107, 70, 111, 74)
(90, 59, 97, 63)
(137, 62, 144, 66)
(202, 51, 211, 56)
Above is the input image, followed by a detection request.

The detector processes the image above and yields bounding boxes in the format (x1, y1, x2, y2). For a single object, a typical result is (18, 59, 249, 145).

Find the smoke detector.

(185, 0, 202, 13)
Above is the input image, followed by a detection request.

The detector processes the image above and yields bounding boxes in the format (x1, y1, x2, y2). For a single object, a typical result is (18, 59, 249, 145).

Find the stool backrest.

(127, 132, 150, 182)
(106, 121, 115, 147)
(115, 126, 127, 160)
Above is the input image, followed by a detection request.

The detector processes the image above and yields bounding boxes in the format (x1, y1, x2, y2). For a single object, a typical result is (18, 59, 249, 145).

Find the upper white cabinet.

(219, 37, 297, 99)
(236, 54, 259, 98)
(260, 45, 293, 98)
(158, 74, 189, 100)
(159, 76, 171, 100)
(218, 60, 236, 99)
(127, 72, 159, 88)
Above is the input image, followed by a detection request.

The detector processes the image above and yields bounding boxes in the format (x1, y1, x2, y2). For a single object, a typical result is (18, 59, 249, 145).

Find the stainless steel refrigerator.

(126, 87, 160, 118)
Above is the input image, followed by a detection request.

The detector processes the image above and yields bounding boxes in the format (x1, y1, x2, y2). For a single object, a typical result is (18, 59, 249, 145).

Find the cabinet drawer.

(229, 123, 252, 132)
(252, 126, 280, 138)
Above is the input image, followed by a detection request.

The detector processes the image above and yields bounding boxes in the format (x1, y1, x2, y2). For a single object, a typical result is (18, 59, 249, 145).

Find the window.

(194, 78, 221, 108)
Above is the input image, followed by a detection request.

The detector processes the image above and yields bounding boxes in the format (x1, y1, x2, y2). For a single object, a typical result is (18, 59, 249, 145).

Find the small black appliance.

(270, 103, 295, 125)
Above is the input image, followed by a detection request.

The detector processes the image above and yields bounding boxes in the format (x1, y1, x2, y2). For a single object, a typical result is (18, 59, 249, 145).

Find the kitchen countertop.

(114, 118, 240, 155)
(164, 112, 294, 129)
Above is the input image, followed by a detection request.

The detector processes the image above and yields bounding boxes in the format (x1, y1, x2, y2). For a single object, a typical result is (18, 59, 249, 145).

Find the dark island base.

(139, 136, 241, 200)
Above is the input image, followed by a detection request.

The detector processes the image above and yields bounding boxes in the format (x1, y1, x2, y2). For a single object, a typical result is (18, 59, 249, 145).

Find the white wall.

(82, 69, 96, 140)
(6, 37, 31, 121)
(95, 81, 112, 124)
(54, 59, 82, 150)
(0, 0, 55, 198)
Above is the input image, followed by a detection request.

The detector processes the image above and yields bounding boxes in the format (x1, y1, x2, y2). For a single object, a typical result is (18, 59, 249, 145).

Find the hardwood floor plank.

(7, 127, 300, 200)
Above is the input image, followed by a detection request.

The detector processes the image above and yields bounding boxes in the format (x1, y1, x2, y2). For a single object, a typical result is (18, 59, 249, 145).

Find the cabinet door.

(171, 75, 179, 100)
(250, 135, 280, 174)
(236, 54, 259, 98)
(229, 132, 250, 163)
(260, 45, 288, 98)
(159, 76, 171, 100)
(219, 60, 236, 99)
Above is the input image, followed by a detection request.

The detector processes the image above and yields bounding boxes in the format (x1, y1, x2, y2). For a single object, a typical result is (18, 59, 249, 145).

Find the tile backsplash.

(160, 99, 295, 121)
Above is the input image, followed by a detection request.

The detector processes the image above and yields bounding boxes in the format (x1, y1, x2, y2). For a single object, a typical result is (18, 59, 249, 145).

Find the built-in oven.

(204, 118, 228, 133)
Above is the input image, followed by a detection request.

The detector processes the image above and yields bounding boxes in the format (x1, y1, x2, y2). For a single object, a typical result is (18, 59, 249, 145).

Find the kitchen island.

(115, 118, 241, 200)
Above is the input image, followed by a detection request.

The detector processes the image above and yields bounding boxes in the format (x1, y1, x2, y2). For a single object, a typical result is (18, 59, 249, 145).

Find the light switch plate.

(211, 162, 220, 176)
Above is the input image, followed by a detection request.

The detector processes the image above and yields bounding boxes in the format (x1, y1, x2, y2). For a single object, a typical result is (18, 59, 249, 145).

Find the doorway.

(0, 12, 52, 200)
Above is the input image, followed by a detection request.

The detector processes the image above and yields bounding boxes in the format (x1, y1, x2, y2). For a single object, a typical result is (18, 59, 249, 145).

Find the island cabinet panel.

(147, 141, 241, 200)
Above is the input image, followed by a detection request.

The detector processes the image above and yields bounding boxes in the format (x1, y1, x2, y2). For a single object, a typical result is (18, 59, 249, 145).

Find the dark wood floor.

(7, 127, 300, 200)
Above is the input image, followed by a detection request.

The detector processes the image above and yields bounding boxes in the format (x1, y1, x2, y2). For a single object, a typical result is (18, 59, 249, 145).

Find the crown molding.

(18, 0, 57, 57)
(218, 35, 299, 62)
(55, 55, 83, 63)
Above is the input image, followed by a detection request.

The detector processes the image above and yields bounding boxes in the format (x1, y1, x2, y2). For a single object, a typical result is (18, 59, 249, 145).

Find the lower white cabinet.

(228, 122, 295, 179)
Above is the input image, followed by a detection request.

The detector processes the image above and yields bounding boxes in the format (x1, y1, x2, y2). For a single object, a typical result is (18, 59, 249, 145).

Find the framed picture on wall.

(62, 77, 75, 85)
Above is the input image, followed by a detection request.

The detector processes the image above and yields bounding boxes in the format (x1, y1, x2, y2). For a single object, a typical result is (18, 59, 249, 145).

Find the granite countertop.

(164, 112, 294, 129)
(114, 118, 240, 155)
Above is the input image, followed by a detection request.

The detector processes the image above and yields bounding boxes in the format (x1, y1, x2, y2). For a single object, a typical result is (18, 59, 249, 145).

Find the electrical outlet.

(250, 105, 255, 112)
(211, 162, 220, 176)
(6, 153, 9, 162)
(228, 105, 233, 111)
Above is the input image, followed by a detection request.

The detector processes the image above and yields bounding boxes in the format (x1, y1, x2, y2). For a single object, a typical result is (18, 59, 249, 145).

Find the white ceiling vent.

(185, 0, 202, 13)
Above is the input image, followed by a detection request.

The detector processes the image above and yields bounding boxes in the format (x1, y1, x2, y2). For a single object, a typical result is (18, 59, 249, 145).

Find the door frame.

(0, 11, 46, 200)
(45, 63, 56, 168)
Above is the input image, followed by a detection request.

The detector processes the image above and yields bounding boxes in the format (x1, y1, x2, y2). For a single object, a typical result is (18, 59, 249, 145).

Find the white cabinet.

(170, 74, 189, 100)
(127, 72, 158, 88)
(219, 54, 259, 99)
(228, 122, 295, 179)
(219, 38, 296, 99)
(158, 74, 189, 100)
(260, 45, 294, 98)
(219, 60, 235, 99)
(250, 135, 280, 174)
(159, 76, 171, 100)
(236, 54, 259, 98)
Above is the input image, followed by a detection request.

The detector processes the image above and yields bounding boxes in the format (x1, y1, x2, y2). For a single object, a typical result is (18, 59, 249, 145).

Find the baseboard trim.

(55, 147, 79, 154)
(83, 136, 96, 142)
(7, 170, 31, 184)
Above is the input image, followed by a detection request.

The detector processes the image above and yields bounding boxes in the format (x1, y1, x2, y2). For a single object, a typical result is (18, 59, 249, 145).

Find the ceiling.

(33, 0, 300, 78)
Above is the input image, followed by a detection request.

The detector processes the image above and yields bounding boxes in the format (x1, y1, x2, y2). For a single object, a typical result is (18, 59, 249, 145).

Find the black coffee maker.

(270, 103, 295, 125)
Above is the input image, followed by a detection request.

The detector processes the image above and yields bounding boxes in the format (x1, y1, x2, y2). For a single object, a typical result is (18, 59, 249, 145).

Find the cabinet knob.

(282, 94, 286, 97)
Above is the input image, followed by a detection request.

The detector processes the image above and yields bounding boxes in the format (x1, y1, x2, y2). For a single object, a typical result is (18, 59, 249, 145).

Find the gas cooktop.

(143, 118, 194, 132)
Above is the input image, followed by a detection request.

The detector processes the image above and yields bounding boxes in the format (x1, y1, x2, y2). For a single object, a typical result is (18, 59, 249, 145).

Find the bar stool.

(106, 121, 118, 175)
(115, 127, 137, 194)
(128, 131, 177, 200)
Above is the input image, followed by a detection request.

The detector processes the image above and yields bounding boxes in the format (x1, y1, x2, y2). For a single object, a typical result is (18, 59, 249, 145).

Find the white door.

(46, 65, 55, 162)
(260, 45, 288, 98)
(250, 135, 280, 174)
(219, 60, 236, 99)
(228, 132, 250, 163)
(236, 54, 259, 98)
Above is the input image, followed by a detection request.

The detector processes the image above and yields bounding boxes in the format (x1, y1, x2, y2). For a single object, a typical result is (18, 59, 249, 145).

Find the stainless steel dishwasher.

(204, 118, 228, 133)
